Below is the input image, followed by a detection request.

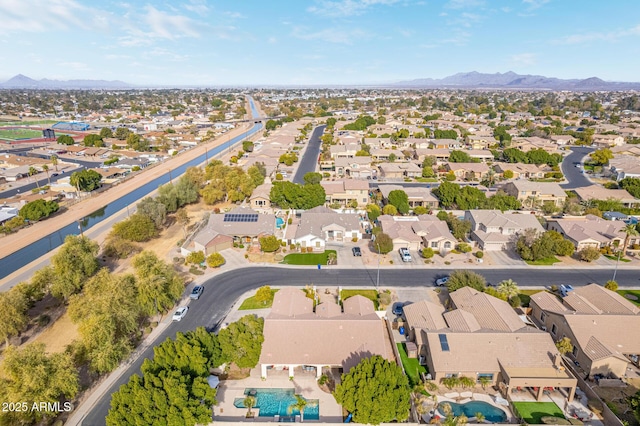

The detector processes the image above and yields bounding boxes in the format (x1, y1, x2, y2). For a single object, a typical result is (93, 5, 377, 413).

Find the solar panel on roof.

(223, 213, 259, 222)
(438, 334, 450, 352)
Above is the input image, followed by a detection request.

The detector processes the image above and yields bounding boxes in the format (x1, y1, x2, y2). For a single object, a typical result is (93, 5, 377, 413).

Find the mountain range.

(0, 74, 131, 89)
(1, 72, 640, 90)
(393, 71, 640, 90)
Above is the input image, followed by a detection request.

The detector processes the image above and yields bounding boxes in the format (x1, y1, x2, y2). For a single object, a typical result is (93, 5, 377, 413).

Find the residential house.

(573, 185, 638, 208)
(493, 163, 546, 179)
(259, 288, 393, 379)
(550, 135, 575, 146)
(378, 184, 439, 209)
(467, 149, 495, 162)
(320, 179, 369, 207)
(512, 137, 559, 153)
(609, 155, 640, 180)
(330, 143, 359, 159)
(363, 137, 392, 149)
(370, 148, 405, 161)
(465, 210, 544, 251)
(403, 288, 577, 400)
(503, 181, 567, 207)
(249, 182, 273, 210)
(415, 148, 451, 162)
(445, 162, 490, 181)
(285, 206, 362, 250)
(378, 162, 422, 179)
(377, 214, 455, 253)
(0, 206, 19, 224)
(530, 284, 640, 378)
(466, 135, 495, 150)
(546, 214, 631, 250)
(430, 139, 463, 150)
(334, 157, 374, 178)
(592, 134, 625, 148)
(181, 207, 275, 255)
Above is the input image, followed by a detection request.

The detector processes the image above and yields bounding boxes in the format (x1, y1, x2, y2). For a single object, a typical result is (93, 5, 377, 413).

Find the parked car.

(190, 285, 204, 300)
(172, 306, 189, 321)
(559, 284, 574, 296)
(398, 247, 412, 262)
(352, 247, 362, 257)
(392, 302, 406, 316)
(435, 276, 449, 287)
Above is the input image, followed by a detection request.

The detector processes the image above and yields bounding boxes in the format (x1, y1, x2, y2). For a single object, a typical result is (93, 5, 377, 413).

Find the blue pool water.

(276, 217, 285, 228)
(234, 388, 320, 420)
(438, 401, 507, 423)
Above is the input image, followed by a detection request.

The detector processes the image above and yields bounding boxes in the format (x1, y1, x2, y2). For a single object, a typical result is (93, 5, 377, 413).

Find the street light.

(376, 242, 381, 291)
(612, 243, 622, 283)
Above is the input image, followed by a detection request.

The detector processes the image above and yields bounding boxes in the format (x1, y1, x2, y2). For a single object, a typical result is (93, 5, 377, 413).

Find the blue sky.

(1, 0, 639, 86)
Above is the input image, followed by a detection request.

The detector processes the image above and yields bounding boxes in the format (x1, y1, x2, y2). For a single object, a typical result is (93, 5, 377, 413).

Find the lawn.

(525, 256, 561, 266)
(617, 289, 640, 306)
(396, 343, 427, 386)
(604, 254, 631, 263)
(281, 250, 336, 265)
(238, 288, 279, 310)
(340, 289, 379, 310)
(512, 401, 565, 424)
(0, 128, 44, 140)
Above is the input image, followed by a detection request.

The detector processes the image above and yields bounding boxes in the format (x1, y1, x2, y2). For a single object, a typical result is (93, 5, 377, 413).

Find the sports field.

(0, 127, 45, 141)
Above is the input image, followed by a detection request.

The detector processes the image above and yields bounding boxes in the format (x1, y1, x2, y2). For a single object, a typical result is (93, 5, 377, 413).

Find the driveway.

(486, 249, 526, 266)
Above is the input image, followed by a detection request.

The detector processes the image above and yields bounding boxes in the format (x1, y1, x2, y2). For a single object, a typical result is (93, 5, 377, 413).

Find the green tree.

(111, 213, 158, 242)
(484, 191, 521, 211)
(555, 337, 573, 355)
(258, 235, 279, 252)
(446, 270, 486, 292)
(422, 247, 435, 259)
(0, 288, 28, 346)
(206, 252, 225, 268)
(589, 148, 614, 165)
(387, 190, 410, 215)
(115, 127, 131, 140)
(334, 355, 411, 425)
(497, 279, 519, 299)
(375, 233, 394, 254)
(244, 396, 256, 418)
(50, 235, 100, 300)
(554, 238, 576, 256)
(186, 251, 205, 265)
(303, 172, 323, 185)
(136, 197, 167, 229)
(132, 251, 184, 318)
(18, 199, 59, 221)
(622, 223, 640, 251)
(455, 186, 486, 210)
(83, 133, 104, 147)
(503, 169, 514, 179)
(242, 140, 254, 152)
(578, 246, 601, 262)
(100, 127, 114, 138)
(367, 204, 381, 222)
(255, 285, 273, 306)
(433, 181, 460, 208)
(414, 206, 428, 215)
(449, 150, 473, 163)
(502, 147, 527, 163)
(28, 166, 40, 190)
(269, 182, 325, 209)
(382, 204, 398, 215)
(422, 165, 435, 178)
(604, 280, 618, 291)
(70, 169, 102, 192)
(0, 343, 78, 424)
(57, 134, 74, 145)
(288, 394, 309, 422)
(42, 164, 51, 187)
(50, 154, 59, 171)
(218, 315, 264, 368)
(619, 177, 640, 198)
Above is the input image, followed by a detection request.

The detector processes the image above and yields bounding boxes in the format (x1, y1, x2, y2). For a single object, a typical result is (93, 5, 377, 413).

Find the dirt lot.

(593, 383, 640, 426)
(32, 311, 79, 354)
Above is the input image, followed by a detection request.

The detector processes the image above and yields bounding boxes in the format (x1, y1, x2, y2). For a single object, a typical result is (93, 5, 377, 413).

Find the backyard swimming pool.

(234, 388, 320, 420)
(438, 401, 507, 423)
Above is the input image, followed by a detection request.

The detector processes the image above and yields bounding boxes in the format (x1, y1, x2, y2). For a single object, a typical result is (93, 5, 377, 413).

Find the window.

(431, 242, 438, 248)
(477, 373, 494, 381)
(540, 311, 547, 322)
(572, 346, 578, 357)
(551, 324, 557, 336)
(444, 241, 452, 249)
(438, 334, 450, 352)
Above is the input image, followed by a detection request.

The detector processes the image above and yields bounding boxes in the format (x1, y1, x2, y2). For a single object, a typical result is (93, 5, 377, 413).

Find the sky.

(1, 0, 639, 86)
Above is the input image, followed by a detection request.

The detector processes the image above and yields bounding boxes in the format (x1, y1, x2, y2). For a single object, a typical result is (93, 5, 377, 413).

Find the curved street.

(560, 146, 595, 189)
(79, 265, 638, 425)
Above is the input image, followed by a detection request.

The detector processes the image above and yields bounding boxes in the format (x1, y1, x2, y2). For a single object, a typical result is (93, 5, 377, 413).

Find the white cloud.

(522, 0, 550, 10)
(308, 0, 402, 17)
(267, 37, 278, 44)
(144, 6, 201, 39)
(555, 25, 640, 45)
(292, 27, 370, 44)
(510, 53, 536, 66)
(445, 0, 485, 9)
(184, 0, 209, 14)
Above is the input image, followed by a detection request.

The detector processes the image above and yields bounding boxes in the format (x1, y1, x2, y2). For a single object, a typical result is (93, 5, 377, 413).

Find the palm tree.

(42, 164, 51, 187)
(622, 224, 639, 252)
(50, 155, 58, 171)
(288, 394, 307, 422)
(243, 396, 256, 418)
(474, 412, 485, 423)
(497, 279, 519, 300)
(28, 166, 40, 190)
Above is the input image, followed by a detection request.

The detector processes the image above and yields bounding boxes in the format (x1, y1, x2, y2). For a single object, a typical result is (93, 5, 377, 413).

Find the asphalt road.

(82, 266, 637, 425)
(292, 125, 325, 184)
(560, 146, 594, 189)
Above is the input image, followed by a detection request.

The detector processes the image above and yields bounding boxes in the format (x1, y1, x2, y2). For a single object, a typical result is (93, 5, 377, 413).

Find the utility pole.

(376, 242, 381, 291)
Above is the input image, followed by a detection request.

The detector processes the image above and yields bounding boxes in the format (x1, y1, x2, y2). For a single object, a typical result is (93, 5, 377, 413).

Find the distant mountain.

(0, 74, 132, 89)
(395, 71, 640, 90)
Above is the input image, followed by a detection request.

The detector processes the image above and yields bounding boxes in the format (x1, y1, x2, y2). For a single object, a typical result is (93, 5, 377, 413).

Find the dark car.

(392, 302, 405, 316)
(352, 247, 362, 256)
(190, 285, 204, 300)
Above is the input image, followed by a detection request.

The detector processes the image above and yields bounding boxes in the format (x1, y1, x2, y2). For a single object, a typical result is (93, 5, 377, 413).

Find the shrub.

(352, 237, 358, 242)
(318, 374, 328, 385)
(444, 261, 451, 265)
(374, 233, 394, 254)
(275, 173, 283, 181)
(447, 270, 486, 292)
(604, 280, 618, 291)
(111, 213, 158, 242)
(422, 247, 435, 259)
(186, 250, 205, 265)
(474, 251, 484, 259)
(259, 235, 280, 252)
(103, 236, 141, 259)
(509, 295, 521, 308)
(456, 243, 472, 253)
(578, 246, 601, 262)
(206, 252, 225, 268)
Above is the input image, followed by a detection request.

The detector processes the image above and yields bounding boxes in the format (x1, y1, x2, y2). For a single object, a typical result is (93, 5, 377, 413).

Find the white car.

(172, 306, 189, 321)
(435, 276, 449, 287)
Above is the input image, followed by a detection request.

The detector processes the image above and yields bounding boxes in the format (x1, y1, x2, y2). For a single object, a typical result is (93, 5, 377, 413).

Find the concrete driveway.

(486, 249, 526, 266)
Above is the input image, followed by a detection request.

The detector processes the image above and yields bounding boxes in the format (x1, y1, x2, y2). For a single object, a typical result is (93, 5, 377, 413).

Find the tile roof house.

(530, 284, 640, 378)
(444, 162, 490, 180)
(377, 214, 455, 252)
(320, 179, 369, 207)
(378, 184, 439, 209)
(285, 206, 362, 250)
(378, 162, 422, 179)
(592, 134, 624, 148)
(403, 288, 577, 400)
(493, 163, 546, 179)
(573, 185, 638, 208)
(465, 210, 544, 251)
(546, 214, 632, 250)
(249, 182, 273, 210)
(181, 207, 275, 255)
(609, 155, 640, 181)
(259, 288, 394, 379)
(503, 181, 567, 207)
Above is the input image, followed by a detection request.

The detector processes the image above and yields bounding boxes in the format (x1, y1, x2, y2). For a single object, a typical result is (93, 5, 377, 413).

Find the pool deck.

(214, 368, 344, 423)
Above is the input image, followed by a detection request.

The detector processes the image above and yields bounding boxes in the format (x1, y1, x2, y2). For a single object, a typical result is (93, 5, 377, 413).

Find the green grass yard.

(617, 289, 640, 306)
(604, 254, 631, 262)
(281, 250, 336, 265)
(238, 289, 279, 310)
(512, 401, 565, 424)
(0, 128, 44, 140)
(340, 289, 379, 310)
(396, 343, 427, 386)
(525, 256, 561, 266)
